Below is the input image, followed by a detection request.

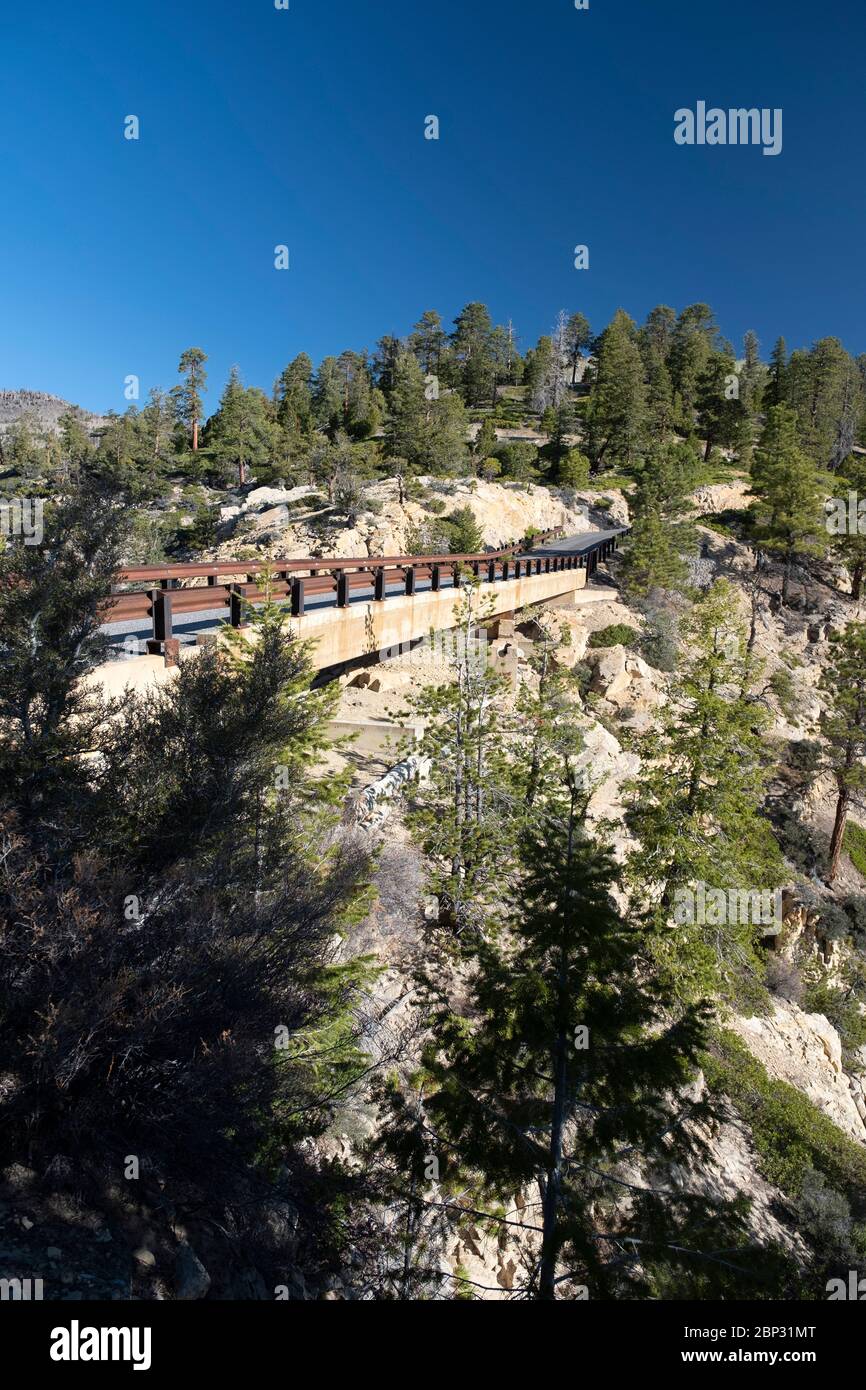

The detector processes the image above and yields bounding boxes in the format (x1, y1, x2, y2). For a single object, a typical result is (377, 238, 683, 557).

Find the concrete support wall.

(293, 568, 586, 672)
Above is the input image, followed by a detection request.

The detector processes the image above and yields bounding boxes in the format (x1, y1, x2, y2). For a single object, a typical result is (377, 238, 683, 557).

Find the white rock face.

(729, 1003, 866, 1144)
(574, 721, 640, 832)
(243, 485, 324, 511)
(216, 478, 628, 561)
(692, 481, 752, 514)
(584, 645, 665, 715)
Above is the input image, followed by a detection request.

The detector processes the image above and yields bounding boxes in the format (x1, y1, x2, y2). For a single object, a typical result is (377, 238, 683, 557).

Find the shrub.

(844, 821, 866, 877)
(702, 1030, 866, 1201)
(442, 505, 484, 555)
(769, 667, 800, 721)
(588, 623, 638, 650)
(796, 1168, 858, 1262)
(556, 449, 591, 488)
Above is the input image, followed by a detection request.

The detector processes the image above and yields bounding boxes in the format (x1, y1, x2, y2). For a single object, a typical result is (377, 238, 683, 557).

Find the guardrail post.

(291, 578, 306, 617)
(472, 561, 481, 578)
(502, 558, 510, 581)
(207, 574, 217, 587)
(229, 585, 244, 627)
(452, 563, 462, 589)
(151, 587, 173, 643)
(404, 566, 416, 596)
(336, 572, 349, 608)
(430, 563, 441, 592)
(373, 567, 386, 601)
(487, 559, 496, 583)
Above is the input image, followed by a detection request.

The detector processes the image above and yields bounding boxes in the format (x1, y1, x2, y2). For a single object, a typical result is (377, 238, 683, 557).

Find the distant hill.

(0, 389, 106, 438)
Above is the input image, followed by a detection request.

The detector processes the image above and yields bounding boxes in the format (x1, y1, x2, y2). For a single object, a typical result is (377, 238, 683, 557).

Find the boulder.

(252, 504, 289, 533)
(584, 647, 663, 712)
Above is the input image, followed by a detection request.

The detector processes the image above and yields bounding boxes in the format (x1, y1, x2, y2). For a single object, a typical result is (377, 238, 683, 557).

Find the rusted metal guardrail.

(102, 526, 626, 651)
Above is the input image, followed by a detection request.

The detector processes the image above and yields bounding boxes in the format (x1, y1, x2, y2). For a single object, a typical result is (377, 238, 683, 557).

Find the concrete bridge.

(92, 528, 627, 698)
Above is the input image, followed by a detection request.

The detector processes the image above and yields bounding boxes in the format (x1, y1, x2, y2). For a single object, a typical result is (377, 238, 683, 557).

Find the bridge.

(92, 526, 627, 695)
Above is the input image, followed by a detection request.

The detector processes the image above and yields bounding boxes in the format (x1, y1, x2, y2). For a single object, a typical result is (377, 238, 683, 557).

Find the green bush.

(587, 623, 638, 650)
(844, 821, 866, 877)
(702, 1029, 866, 1201)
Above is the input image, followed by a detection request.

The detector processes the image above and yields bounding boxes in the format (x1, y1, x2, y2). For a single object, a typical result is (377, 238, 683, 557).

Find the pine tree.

(586, 310, 648, 473)
(406, 587, 514, 933)
(618, 442, 699, 598)
(819, 623, 866, 883)
(385, 351, 428, 469)
(409, 310, 447, 376)
(451, 302, 496, 406)
(668, 304, 719, 433)
(564, 312, 592, 384)
(767, 336, 788, 408)
(750, 405, 825, 602)
(275, 353, 314, 437)
(206, 367, 275, 487)
(379, 667, 744, 1299)
(626, 581, 785, 1002)
(174, 346, 208, 452)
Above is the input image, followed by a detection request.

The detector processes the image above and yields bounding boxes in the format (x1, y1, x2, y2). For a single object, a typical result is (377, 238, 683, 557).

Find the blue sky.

(1, 0, 863, 415)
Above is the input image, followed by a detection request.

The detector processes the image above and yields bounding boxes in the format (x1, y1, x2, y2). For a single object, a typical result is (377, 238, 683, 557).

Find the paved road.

(102, 528, 627, 659)
(525, 527, 626, 557)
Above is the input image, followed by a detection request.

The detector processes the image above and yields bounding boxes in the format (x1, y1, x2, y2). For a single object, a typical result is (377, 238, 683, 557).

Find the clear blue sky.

(2, 0, 863, 415)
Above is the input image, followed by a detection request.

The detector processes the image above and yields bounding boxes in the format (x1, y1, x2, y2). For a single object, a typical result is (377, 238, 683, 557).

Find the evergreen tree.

(206, 367, 275, 486)
(443, 504, 484, 555)
(585, 309, 648, 473)
(275, 352, 314, 437)
(696, 349, 743, 460)
(819, 623, 866, 883)
(451, 302, 496, 406)
(385, 350, 428, 468)
(766, 336, 788, 408)
(0, 543, 372, 1248)
(564, 312, 592, 383)
(750, 405, 825, 602)
(380, 659, 744, 1299)
(640, 305, 677, 362)
(626, 581, 785, 1002)
(407, 587, 514, 932)
(313, 355, 346, 437)
(0, 473, 129, 818)
(422, 392, 469, 476)
(409, 310, 446, 376)
(668, 304, 719, 432)
(619, 442, 699, 598)
(174, 346, 208, 452)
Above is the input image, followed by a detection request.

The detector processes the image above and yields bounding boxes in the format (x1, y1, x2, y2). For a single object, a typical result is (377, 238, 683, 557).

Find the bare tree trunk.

(827, 785, 850, 884)
(192, 418, 199, 452)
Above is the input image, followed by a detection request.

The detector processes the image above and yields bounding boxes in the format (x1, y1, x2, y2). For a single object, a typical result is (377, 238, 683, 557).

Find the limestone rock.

(729, 1003, 865, 1143)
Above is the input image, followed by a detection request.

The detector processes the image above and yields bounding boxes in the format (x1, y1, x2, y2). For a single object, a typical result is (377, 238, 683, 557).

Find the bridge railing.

(102, 527, 627, 651)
